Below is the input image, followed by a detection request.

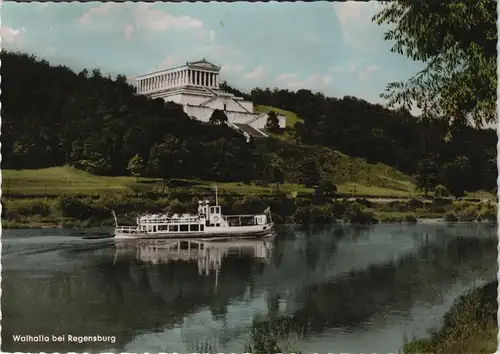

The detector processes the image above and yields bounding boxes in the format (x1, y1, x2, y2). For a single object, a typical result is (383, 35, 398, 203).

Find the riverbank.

(403, 280, 498, 354)
(2, 193, 496, 229)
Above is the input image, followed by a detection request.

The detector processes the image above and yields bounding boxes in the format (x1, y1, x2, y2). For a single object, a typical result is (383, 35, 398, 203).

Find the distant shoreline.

(2, 218, 496, 230)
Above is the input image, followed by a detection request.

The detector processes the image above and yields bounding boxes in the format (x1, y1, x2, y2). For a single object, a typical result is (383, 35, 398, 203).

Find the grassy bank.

(403, 280, 498, 354)
(2, 165, 424, 198)
(2, 189, 496, 229)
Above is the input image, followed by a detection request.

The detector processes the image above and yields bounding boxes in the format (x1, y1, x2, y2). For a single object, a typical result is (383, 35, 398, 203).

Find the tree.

(265, 111, 280, 133)
(127, 153, 144, 179)
(438, 155, 472, 197)
(299, 158, 322, 187)
(209, 109, 228, 125)
(434, 184, 452, 198)
(373, 1, 496, 127)
(414, 154, 440, 194)
(315, 180, 338, 196)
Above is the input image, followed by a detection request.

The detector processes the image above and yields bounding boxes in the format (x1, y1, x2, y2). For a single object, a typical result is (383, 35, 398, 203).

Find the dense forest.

(2, 51, 496, 197)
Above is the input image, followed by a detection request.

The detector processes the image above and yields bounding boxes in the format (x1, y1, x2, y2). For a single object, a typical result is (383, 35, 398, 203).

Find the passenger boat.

(113, 187, 275, 239)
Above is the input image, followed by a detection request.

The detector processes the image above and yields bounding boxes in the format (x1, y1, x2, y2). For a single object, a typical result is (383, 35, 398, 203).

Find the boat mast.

(214, 184, 218, 206)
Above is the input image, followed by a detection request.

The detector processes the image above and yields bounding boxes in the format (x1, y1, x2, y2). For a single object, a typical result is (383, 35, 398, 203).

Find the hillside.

(228, 85, 497, 198)
(3, 156, 418, 198)
(1, 50, 495, 201)
(1, 50, 420, 198)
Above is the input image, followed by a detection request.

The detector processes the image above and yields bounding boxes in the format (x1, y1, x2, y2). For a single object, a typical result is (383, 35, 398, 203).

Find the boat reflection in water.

(114, 236, 275, 286)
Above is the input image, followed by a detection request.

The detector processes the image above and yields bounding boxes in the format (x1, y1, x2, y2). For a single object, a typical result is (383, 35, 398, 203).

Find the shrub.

(408, 198, 425, 209)
(58, 196, 109, 220)
(342, 203, 378, 224)
(404, 213, 418, 223)
(7, 199, 52, 218)
(444, 211, 458, 222)
(434, 184, 452, 198)
(477, 205, 497, 222)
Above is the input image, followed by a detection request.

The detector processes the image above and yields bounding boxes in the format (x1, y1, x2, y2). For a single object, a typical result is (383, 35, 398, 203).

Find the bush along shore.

(2, 191, 496, 229)
(403, 280, 498, 354)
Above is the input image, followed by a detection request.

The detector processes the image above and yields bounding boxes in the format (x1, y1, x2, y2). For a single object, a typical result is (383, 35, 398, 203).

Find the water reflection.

(1, 224, 496, 354)
(114, 237, 274, 285)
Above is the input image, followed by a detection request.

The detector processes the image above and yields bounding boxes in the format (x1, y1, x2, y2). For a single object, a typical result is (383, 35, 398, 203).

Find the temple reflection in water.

(114, 237, 274, 278)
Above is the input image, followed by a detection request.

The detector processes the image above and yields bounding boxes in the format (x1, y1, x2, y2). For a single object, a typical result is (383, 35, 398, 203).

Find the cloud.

(78, 3, 122, 27)
(124, 24, 134, 40)
(135, 4, 203, 32)
(78, 3, 204, 35)
(0, 26, 25, 48)
(276, 73, 299, 82)
(328, 62, 379, 82)
(357, 65, 379, 81)
(333, 1, 383, 48)
(221, 63, 244, 74)
(157, 55, 182, 69)
(41, 46, 58, 57)
(243, 65, 265, 80)
(276, 73, 333, 91)
(302, 31, 320, 43)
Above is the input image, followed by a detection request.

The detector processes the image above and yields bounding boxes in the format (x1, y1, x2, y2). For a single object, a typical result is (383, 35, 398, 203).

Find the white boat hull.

(114, 223, 275, 240)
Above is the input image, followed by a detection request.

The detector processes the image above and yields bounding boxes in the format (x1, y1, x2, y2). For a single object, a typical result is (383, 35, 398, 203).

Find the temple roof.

(186, 59, 220, 71)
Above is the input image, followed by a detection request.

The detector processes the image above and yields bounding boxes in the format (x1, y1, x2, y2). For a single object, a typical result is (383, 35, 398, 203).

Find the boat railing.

(139, 216, 199, 224)
(115, 226, 140, 234)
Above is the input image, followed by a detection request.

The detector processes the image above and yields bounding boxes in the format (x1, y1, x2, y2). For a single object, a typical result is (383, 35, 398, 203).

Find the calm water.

(2, 224, 497, 353)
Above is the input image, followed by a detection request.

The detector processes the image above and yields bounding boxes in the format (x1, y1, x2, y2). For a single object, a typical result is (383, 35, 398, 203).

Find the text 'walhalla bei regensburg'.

(12, 334, 117, 344)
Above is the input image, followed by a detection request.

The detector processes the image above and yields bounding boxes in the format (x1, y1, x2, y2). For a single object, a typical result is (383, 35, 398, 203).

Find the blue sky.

(1, 1, 425, 108)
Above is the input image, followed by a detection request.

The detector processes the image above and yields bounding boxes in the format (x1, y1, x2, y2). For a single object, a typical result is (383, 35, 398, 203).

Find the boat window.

(210, 207, 215, 213)
(168, 225, 178, 232)
(180, 225, 189, 232)
(158, 225, 168, 231)
(190, 224, 200, 232)
(216, 207, 221, 214)
(200, 225, 204, 231)
(216, 223, 220, 227)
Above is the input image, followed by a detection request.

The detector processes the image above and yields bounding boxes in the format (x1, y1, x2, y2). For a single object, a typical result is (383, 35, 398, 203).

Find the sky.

(1, 1, 426, 108)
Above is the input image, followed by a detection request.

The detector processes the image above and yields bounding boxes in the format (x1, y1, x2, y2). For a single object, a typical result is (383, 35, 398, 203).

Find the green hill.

(2, 154, 419, 198)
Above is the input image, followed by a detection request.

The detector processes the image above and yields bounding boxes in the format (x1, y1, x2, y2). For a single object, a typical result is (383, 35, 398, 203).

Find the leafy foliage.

(240, 86, 496, 196)
(127, 154, 144, 178)
(372, 0, 497, 126)
(265, 111, 280, 133)
(209, 109, 228, 125)
(2, 51, 495, 198)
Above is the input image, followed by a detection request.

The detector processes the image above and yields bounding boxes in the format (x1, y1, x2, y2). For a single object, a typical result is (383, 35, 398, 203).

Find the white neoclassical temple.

(135, 59, 286, 139)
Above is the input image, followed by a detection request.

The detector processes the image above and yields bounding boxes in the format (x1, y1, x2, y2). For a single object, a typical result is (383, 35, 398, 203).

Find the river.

(1, 223, 496, 353)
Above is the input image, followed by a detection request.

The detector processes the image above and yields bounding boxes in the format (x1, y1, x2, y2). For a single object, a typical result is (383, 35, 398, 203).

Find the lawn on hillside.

(2, 166, 419, 198)
(254, 104, 303, 142)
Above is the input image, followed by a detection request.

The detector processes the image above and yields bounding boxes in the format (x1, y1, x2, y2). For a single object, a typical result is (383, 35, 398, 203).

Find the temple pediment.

(187, 59, 220, 70)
